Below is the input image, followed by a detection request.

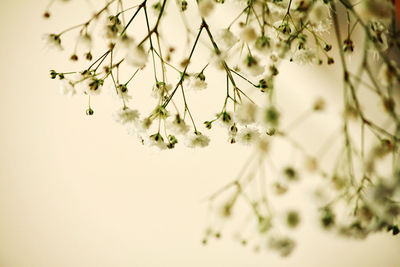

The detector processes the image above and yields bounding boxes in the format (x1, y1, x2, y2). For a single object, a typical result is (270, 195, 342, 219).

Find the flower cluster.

(44, 0, 400, 257)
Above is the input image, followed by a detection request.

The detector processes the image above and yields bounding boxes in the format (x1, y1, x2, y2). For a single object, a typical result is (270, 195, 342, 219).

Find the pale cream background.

(0, 0, 400, 266)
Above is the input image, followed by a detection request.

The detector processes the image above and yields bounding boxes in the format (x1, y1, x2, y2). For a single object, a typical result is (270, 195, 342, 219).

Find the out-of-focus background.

(0, 0, 400, 266)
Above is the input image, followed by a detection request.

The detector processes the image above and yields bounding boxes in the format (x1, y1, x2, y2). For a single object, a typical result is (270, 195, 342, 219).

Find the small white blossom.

(254, 35, 273, 53)
(234, 101, 258, 125)
(241, 55, 265, 76)
(198, 0, 215, 17)
(103, 16, 123, 39)
(185, 132, 210, 148)
(255, 134, 270, 154)
(76, 74, 103, 96)
(59, 80, 76, 96)
(216, 29, 239, 50)
(144, 133, 168, 150)
(268, 236, 296, 257)
(112, 84, 132, 102)
(127, 45, 148, 68)
(78, 33, 92, 51)
(239, 26, 257, 43)
(293, 49, 316, 64)
(187, 73, 207, 91)
(237, 127, 260, 145)
(308, 2, 331, 33)
(210, 50, 227, 70)
(43, 34, 63, 51)
(127, 118, 150, 140)
(152, 82, 172, 98)
(113, 107, 140, 125)
(168, 117, 190, 135)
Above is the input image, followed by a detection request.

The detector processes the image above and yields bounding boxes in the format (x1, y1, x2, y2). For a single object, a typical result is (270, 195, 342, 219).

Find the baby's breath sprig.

(44, 0, 400, 256)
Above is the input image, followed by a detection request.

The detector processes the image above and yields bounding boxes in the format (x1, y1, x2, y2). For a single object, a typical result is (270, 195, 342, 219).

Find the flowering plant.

(44, 0, 400, 256)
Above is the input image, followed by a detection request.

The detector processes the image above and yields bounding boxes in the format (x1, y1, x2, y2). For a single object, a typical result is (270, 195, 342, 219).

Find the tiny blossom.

(43, 34, 63, 50)
(198, 0, 215, 17)
(78, 33, 92, 51)
(127, 118, 150, 139)
(274, 21, 293, 39)
(259, 106, 280, 128)
(254, 35, 273, 53)
(59, 79, 76, 96)
(268, 236, 296, 257)
(239, 26, 257, 43)
(217, 111, 233, 128)
(216, 29, 239, 50)
(234, 101, 258, 125)
(210, 50, 227, 70)
(242, 55, 265, 76)
(237, 126, 260, 145)
(75, 74, 103, 96)
(113, 84, 132, 102)
(145, 133, 168, 150)
(228, 123, 238, 137)
(113, 107, 140, 125)
(152, 82, 172, 98)
(187, 73, 208, 91)
(185, 132, 210, 148)
(127, 45, 148, 68)
(255, 134, 269, 154)
(168, 115, 190, 135)
(292, 49, 316, 64)
(103, 16, 123, 39)
(308, 2, 331, 33)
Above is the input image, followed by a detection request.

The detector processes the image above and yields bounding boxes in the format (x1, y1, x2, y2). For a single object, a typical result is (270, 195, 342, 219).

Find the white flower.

(76, 74, 103, 96)
(258, 106, 280, 128)
(127, 118, 150, 140)
(168, 116, 190, 135)
(59, 80, 76, 96)
(308, 2, 331, 33)
(127, 45, 148, 68)
(187, 73, 207, 91)
(237, 127, 260, 145)
(42, 34, 63, 51)
(78, 33, 92, 51)
(185, 132, 210, 148)
(210, 50, 227, 70)
(113, 107, 140, 125)
(118, 36, 147, 68)
(292, 49, 316, 64)
(103, 16, 123, 40)
(144, 133, 168, 150)
(255, 134, 270, 154)
(241, 54, 265, 76)
(239, 26, 257, 43)
(217, 111, 233, 128)
(254, 35, 273, 53)
(198, 0, 215, 17)
(113, 84, 133, 102)
(152, 82, 172, 98)
(216, 29, 239, 50)
(234, 101, 258, 125)
(268, 236, 296, 257)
